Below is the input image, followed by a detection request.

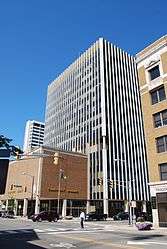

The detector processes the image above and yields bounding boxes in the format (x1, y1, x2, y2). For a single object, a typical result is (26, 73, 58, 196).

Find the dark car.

(85, 212, 107, 221)
(113, 212, 129, 221)
(136, 212, 153, 222)
(0, 210, 14, 219)
(31, 211, 59, 222)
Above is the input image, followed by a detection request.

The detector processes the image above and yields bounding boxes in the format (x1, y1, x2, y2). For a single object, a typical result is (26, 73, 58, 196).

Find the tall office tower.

(137, 35, 167, 227)
(44, 38, 149, 215)
(23, 120, 45, 153)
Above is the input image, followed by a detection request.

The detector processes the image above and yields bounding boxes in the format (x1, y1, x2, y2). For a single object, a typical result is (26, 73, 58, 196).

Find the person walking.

(80, 210, 85, 229)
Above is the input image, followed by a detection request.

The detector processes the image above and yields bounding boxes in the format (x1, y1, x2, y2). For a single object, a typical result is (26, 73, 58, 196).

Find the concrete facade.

(23, 120, 45, 153)
(44, 38, 150, 216)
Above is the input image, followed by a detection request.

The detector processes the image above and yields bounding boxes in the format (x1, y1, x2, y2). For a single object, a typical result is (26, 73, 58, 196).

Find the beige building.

(0, 146, 87, 217)
(136, 35, 167, 227)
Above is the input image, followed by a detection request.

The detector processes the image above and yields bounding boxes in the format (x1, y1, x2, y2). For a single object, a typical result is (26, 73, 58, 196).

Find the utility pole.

(53, 153, 67, 215)
(57, 169, 62, 214)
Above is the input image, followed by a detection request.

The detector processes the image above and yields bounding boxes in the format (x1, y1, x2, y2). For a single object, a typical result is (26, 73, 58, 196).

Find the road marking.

(128, 241, 167, 245)
(50, 242, 76, 248)
(46, 228, 114, 235)
(44, 228, 58, 232)
(57, 235, 140, 249)
(34, 229, 45, 233)
(28, 240, 50, 249)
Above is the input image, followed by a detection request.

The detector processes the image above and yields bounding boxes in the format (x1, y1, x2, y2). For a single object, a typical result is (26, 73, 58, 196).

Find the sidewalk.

(104, 221, 167, 235)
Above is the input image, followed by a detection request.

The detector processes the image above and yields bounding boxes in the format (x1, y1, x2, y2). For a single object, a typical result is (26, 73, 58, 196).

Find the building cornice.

(136, 35, 167, 63)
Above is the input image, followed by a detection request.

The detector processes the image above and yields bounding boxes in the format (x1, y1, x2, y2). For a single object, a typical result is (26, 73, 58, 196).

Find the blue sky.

(0, 0, 166, 148)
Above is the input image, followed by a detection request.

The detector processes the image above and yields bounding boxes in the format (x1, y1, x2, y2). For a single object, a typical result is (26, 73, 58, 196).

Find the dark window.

(157, 192, 167, 202)
(153, 113, 161, 128)
(153, 109, 167, 128)
(149, 65, 160, 80)
(159, 87, 166, 101)
(151, 86, 166, 105)
(162, 110, 167, 125)
(34, 123, 40, 127)
(159, 163, 167, 180)
(156, 136, 167, 153)
(151, 91, 158, 104)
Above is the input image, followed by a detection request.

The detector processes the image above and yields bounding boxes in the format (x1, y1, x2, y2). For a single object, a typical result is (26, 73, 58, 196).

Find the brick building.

(136, 35, 167, 227)
(0, 146, 87, 217)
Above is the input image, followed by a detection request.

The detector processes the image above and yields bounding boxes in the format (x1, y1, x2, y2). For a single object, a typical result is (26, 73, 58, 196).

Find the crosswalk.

(0, 226, 114, 236)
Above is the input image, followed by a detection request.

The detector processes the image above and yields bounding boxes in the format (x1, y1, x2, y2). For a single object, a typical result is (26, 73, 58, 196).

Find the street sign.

(131, 201, 136, 207)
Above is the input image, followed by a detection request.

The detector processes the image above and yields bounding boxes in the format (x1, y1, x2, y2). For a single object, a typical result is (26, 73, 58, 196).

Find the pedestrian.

(80, 210, 85, 229)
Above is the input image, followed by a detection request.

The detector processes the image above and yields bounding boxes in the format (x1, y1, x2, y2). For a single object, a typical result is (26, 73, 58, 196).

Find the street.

(0, 218, 167, 249)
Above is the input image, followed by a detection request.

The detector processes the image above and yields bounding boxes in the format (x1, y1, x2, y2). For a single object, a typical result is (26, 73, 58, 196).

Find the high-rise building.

(23, 120, 45, 153)
(44, 38, 149, 216)
(137, 35, 167, 227)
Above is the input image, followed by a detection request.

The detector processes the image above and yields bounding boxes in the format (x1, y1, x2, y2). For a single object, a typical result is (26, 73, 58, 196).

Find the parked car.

(113, 211, 129, 221)
(136, 212, 152, 222)
(85, 212, 107, 221)
(0, 210, 14, 219)
(31, 211, 59, 222)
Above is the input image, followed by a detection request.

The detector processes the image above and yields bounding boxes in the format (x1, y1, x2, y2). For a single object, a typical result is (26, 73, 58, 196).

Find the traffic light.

(97, 177, 103, 185)
(53, 152, 59, 165)
(10, 146, 23, 159)
(60, 170, 67, 180)
(108, 180, 114, 189)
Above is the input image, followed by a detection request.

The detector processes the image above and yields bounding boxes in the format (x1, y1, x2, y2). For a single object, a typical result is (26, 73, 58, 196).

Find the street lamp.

(53, 153, 67, 215)
(114, 158, 133, 225)
(21, 172, 34, 214)
(57, 169, 67, 215)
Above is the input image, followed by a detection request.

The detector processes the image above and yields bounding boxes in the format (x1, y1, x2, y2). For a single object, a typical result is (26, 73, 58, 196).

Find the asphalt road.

(0, 218, 166, 249)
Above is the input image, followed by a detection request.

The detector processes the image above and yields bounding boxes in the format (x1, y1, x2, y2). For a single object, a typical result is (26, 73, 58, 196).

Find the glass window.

(153, 113, 161, 128)
(159, 87, 166, 101)
(151, 91, 158, 105)
(162, 110, 167, 125)
(156, 136, 165, 153)
(151, 86, 166, 105)
(149, 65, 160, 80)
(153, 110, 167, 128)
(159, 163, 167, 180)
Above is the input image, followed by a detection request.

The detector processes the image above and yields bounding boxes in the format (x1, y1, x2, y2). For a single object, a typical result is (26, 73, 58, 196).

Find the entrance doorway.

(157, 192, 167, 227)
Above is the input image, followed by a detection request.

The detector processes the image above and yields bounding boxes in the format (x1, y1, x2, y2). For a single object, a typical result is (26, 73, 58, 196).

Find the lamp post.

(57, 169, 66, 214)
(114, 158, 133, 225)
(53, 153, 67, 215)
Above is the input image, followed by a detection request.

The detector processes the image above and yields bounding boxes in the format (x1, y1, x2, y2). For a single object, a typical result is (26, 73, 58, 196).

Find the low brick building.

(0, 146, 87, 217)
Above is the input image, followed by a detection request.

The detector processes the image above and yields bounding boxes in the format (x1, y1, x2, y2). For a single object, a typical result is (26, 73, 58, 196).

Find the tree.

(0, 135, 23, 157)
(0, 135, 12, 149)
